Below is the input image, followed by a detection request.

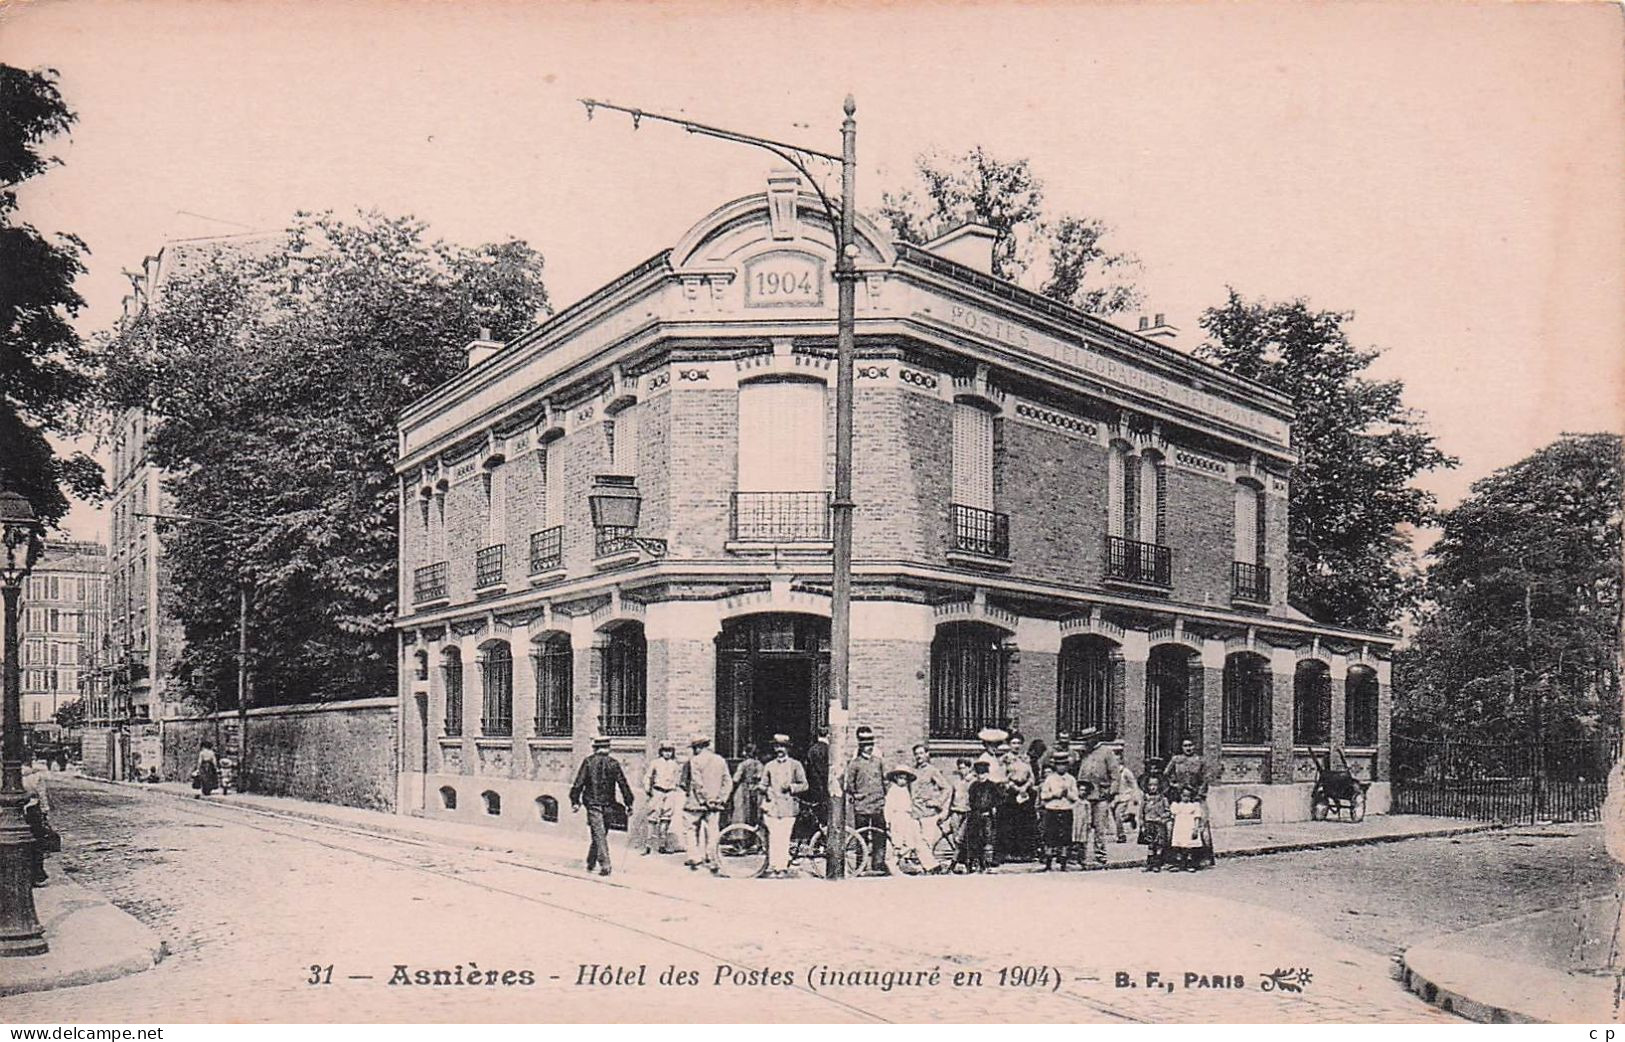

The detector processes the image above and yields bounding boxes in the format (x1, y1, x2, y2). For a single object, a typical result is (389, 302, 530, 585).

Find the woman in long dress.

(195, 740, 221, 797)
(728, 743, 763, 827)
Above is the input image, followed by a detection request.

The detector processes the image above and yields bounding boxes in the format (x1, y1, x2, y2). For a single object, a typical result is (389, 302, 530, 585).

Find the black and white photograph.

(0, 0, 1621, 1028)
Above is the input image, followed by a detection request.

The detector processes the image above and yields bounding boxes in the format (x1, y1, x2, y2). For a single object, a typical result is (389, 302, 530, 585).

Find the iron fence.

(730, 491, 831, 542)
(1392, 734, 1621, 823)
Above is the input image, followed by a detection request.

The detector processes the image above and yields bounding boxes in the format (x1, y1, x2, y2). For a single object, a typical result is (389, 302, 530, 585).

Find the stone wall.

(163, 697, 397, 811)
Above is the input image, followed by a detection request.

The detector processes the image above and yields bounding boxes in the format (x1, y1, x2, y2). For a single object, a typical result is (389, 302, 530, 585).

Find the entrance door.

(715, 613, 830, 761)
(1145, 646, 1195, 765)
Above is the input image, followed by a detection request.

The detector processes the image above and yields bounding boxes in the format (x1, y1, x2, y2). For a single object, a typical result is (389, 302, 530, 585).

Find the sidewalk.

(1402, 892, 1623, 1022)
(75, 773, 1493, 874)
(2, 875, 163, 997)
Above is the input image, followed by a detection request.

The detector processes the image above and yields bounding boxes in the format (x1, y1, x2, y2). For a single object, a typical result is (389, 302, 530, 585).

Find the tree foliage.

(0, 65, 101, 525)
(53, 697, 85, 730)
(1396, 433, 1622, 742)
(876, 146, 1142, 315)
(1197, 290, 1455, 630)
(100, 211, 549, 707)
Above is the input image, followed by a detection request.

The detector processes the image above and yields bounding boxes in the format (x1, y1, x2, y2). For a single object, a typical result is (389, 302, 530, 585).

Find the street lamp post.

(1, 489, 47, 956)
(580, 95, 860, 878)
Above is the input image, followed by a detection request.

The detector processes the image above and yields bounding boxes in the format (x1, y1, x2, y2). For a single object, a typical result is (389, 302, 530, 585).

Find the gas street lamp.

(0, 488, 48, 956)
(581, 96, 860, 877)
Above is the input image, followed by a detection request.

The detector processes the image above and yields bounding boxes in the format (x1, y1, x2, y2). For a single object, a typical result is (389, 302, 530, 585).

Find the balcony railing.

(1104, 535, 1172, 587)
(474, 544, 505, 589)
(950, 503, 1010, 558)
(731, 491, 832, 542)
(529, 526, 564, 574)
(1232, 561, 1271, 602)
(595, 525, 637, 558)
(413, 561, 449, 603)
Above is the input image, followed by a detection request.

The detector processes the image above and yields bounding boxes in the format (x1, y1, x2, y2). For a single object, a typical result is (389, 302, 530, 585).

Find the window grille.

(1293, 661, 1333, 745)
(480, 643, 514, 736)
(1223, 653, 1271, 744)
(532, 634, 573, 736)
(442, 652, 464, 737)
(599, 624, 647, 736)
(929, 622, 1010, 739)
(1057, 636, 1118, 739)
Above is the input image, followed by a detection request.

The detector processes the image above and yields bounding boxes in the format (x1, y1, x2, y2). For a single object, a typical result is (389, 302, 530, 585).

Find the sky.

(5, 0, 1622, 544)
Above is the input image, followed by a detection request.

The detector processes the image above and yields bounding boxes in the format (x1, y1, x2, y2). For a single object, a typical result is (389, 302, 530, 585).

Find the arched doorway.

(1146, 644, 1199, 765)
(715, 613, 830, 761)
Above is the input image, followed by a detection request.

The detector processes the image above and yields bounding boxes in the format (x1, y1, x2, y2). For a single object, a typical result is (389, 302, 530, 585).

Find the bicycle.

(855, 819, 954, 876)
(716, 806, 867, 879)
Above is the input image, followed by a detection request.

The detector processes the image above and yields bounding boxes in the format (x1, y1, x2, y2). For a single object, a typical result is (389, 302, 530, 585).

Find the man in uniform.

(1074, 729, 1121, 867)
(841, 725, 888, 873)
(1163, 737, 1214, 866)
(642, 741, 683, 856)
(681, 735, 732, 873)
(570, 736, 635, 876)
(757, 734, 808, 877)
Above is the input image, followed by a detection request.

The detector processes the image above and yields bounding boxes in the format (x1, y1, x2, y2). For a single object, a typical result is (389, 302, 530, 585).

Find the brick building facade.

(393, 178, 1394, 834)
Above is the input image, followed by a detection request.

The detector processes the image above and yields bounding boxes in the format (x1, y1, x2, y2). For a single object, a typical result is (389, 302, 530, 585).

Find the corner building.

(394, 178, 1393, 833)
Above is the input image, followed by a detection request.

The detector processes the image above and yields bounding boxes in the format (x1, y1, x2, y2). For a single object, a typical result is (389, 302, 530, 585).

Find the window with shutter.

(952, 403, 995, 511)
(738, 380, 825, 493)
(1234, 484, 1260, 564)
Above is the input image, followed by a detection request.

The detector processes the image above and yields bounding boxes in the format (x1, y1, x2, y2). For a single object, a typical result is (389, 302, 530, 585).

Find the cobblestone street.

(14, 778, 1604, 1023)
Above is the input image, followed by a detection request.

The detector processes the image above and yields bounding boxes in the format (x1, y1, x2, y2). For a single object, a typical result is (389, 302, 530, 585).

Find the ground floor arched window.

(1057, 635, 1120, 740)
(1346, 666, 1379, 746)
(440, 648, 463, 737)
(599, 622, 647, 737)
(1293, 659, 1332, 745)
(532, 632, 573, 737)
(930, 622, 1011, 739)
(479, 640, 514, 737)
(1222, 652, 1271, 745)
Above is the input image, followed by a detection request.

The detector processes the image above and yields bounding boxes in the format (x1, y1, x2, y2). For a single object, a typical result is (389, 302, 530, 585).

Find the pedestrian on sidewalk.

(570, 736, 635, 877)
(642, 741, 683, 856)
(1073, 730, 1119, 868)
(841, 725, 888, 874)
(1164, 738, 1215, 867)
(1037, 758, 1079, 871)
(945, 757, 973, 857)
(1168, 785, 1206, 872)
(193, 740, 220, 798)
(1113, 759, 1141, 843)
(954, 759, 1000, 874)
(1001, 741, 1036, 863)
(757, 735, 806, 877)
(1139, 774, 1171, 872)
(22, 762, 52, 886)
(805, 725, 830, 828)
(908, 743, 950, 855)
(728, 742, 763, 829)
(883, 765, 941, 874)
(680, 735, 731, 874)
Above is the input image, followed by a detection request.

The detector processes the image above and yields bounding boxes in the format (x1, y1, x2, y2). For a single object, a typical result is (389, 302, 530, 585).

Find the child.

(944, 757, 973, 856)
(1037, 759, 1080, 870)
(955, 760, 1000, 873)
(1168, 785, 1206, 872)
(1138, 774, 1171, 872)
(883, 766, 941, 874)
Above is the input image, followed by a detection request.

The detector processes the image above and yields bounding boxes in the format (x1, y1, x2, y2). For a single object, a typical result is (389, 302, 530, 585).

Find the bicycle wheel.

(715, 823, 768, 878)
(931, 826, 957, 865)
(804, 826, 867, 878)
(853, 826, 890, 876)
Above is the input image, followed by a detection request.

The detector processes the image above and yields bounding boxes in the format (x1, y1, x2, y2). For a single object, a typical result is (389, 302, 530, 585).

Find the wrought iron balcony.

(731, 491, 832, 542)
(474, 544, 505, 588)
(1104, 535, 1172, 587)
(1232, 561, 1271, 602)
(950, 503, 1010, 558)
(413, 561, 449, 603)
(594, 525, 637, 558)
(529, 526, 564, 574)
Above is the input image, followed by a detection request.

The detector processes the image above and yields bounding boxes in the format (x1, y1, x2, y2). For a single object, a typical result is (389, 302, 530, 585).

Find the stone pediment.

(669, 183, 896, 279)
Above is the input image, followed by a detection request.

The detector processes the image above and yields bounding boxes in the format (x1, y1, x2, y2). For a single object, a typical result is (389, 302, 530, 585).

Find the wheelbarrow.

(1309, 747, 1368, 822)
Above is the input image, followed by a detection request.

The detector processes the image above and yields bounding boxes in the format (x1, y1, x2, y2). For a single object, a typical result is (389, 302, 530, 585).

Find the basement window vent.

(536, 795, 559, 823)
(482, 791, 502, 816)
(439, 786, 458, 811)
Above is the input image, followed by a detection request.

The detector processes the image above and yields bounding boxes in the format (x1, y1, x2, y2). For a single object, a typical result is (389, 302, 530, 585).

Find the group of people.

(567, 726, 1217, 878)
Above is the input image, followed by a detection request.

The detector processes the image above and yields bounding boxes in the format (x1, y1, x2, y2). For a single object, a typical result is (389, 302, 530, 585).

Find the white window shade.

(610, 409, 639, 477)
(952, 403, 995, 511)
(543, 444, 564, 525)
(738, 380, 826, 492)
(1234, 484, 1259, 564)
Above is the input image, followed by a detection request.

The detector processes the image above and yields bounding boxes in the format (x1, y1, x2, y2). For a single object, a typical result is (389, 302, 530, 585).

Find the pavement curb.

(0, 875, 163, 998)
(1400, 897, 1623, 1023)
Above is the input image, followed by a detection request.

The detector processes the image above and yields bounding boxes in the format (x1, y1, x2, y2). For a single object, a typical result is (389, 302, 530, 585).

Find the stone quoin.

(392, 175, 1394, 835)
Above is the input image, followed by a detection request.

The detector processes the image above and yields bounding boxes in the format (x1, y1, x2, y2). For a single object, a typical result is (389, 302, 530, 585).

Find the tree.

(100, 210, 550, 707)
(0, 65, 102, 525)
(1197, 290, 1455, 630)
(1397, 434, 1622, 743)
(53, 698, 84, 730)
(875, 146, 1143, 315)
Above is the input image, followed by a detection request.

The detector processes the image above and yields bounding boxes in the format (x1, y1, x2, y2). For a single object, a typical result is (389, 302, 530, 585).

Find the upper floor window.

(951, 401, 996, 512)
(542, 442, 565, 526)
(1234, 480, 1265, 565)
(607, 406, 639, 477)
(738, 378, 825, 493)
(1137, 450, 1167, 544)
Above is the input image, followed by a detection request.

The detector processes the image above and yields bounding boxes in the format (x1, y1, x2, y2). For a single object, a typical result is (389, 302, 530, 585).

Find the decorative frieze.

(898, 367, 939, 390)
(1174, 448, 1229, 477)
(1013, 400, 1097, 438)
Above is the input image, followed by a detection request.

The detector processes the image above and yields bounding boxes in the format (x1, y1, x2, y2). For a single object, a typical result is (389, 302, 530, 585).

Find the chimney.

(465, 327, 501, 369)
(921, 222, 999, 275)
(1141, 312, 1179, 344)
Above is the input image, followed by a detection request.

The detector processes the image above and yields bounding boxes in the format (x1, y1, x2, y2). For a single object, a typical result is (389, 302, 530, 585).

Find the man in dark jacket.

(805, 725, 831, 827)
(570, 736, 635, 876)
